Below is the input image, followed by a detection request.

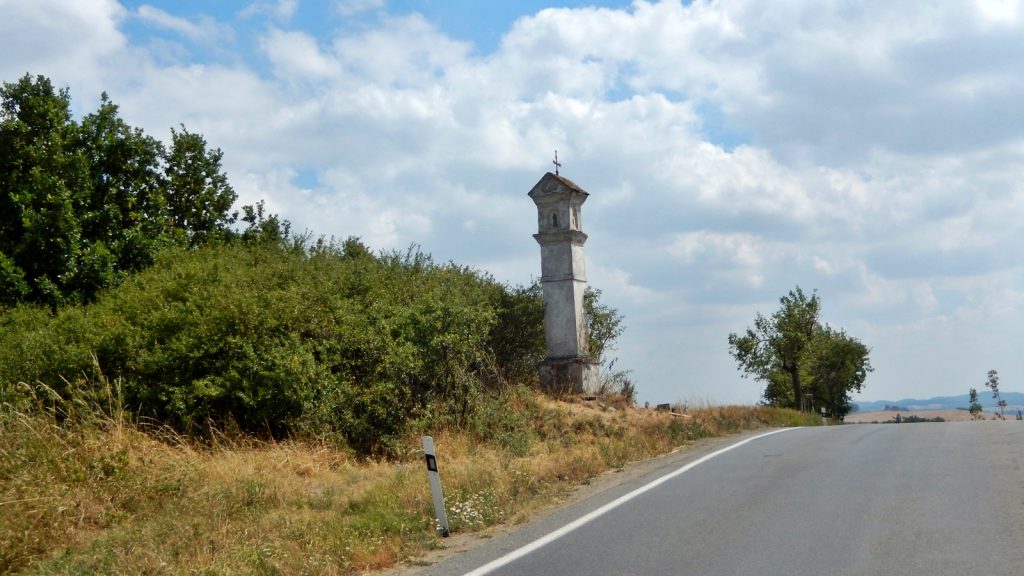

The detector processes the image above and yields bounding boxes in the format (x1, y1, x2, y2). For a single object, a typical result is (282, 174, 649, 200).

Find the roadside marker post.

(422, 436, 451, 537)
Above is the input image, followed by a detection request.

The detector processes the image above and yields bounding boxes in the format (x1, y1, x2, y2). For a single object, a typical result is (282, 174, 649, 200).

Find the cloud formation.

(4, 0, 1024, 404)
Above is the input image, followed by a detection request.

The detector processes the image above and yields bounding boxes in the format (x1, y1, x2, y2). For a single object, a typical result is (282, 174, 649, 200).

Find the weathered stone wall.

(537, 234, 587, 281)
(539, 358, 600, 395)
(529, 172, 600, 394)
(540, 278, 588, 358)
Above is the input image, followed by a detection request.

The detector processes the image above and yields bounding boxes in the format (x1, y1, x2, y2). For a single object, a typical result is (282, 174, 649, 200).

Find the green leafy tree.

(0, 252, 28, 303)
(729, 287, 871, 413)
(1, 74, 252, 307)
(760, 370, 796, 407)
(583, 287, 624, 363)
(985, 369, 1005, 419)
(0, 74, 90, 306)
(488, 281, 545, 386)
(807, 327, 871, 419)
(239, 200, 290, 245)
(728, 286, 821, 411)
(77, 93, 167, 273)
(968, 387, 983, 420)
(583, 287, 635, 401)
(163, 125, 237, 246)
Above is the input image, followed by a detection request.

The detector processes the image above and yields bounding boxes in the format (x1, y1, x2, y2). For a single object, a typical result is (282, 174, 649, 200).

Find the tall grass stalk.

(1, 390, 814, 574)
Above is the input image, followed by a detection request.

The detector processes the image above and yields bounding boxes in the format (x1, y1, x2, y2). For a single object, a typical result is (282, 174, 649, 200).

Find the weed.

(2, 391, 809, 574)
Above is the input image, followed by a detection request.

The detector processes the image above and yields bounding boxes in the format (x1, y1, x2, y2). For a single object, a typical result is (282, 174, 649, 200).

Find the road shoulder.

(381, 428, 787, 575)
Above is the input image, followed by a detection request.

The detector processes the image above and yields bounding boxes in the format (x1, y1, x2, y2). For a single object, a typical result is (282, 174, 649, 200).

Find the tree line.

(728, 286, 872, 418)
(0, 74, 283, 308)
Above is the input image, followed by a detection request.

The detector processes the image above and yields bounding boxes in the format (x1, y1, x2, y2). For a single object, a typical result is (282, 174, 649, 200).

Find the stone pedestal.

(539, 357, 601, 395)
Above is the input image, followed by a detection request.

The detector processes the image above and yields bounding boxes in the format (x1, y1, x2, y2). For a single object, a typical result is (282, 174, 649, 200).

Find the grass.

(1, 389, 819, 575)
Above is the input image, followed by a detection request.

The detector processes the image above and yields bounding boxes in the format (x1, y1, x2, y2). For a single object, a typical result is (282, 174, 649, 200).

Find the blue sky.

(116, 1, 639, 61)
(117, 1, 636, 54)
(4, 0, 1024, 406)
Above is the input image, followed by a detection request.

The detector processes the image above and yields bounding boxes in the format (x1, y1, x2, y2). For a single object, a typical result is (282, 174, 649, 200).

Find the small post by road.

(422, 436, 450, 537)
(820, 406, 827, 426)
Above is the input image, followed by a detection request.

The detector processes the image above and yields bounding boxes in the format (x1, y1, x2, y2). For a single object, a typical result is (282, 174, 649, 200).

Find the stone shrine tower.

(529, 171, 600, 394)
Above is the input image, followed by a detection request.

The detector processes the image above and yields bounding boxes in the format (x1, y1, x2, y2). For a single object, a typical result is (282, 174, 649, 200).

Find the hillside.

(855, 392, 1024, 412)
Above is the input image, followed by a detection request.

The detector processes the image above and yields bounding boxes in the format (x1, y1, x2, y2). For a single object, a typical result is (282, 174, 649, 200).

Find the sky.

(3, 0, 1024, 405)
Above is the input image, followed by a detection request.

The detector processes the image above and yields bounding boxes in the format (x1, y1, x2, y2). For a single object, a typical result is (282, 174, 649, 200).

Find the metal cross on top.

(553, 150, 562, 175)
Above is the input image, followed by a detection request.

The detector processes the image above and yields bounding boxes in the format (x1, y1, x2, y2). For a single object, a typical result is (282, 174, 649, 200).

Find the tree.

(0, 74, 90, 306)
(0, 74, 251, 307)
(968, 387, 983, 420)
(163, 125, 237, 246)
(761, 370, 796, 407)
(77, 92, 167, 273)
(985, 369, 1005, 420)
(583, 287, 635, 401)
(807, 327, 871, 419)
(488, 281, 544, 386)
(729, 287, 871, 413)
(728, 286, 821, 410)
(239, 200, 290, 245)
(583, 287, 624, 363)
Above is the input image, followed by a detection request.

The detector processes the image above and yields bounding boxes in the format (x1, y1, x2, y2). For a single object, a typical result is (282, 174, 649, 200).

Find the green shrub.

(465, 385, 537, 456)
(0, 240, 553, 455)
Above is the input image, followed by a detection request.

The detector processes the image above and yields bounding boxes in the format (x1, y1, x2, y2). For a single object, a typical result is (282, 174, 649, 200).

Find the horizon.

(856, 389, 1024, 404)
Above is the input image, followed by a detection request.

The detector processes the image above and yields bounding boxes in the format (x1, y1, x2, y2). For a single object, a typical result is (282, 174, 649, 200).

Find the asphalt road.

(416, 423, 1024, 576)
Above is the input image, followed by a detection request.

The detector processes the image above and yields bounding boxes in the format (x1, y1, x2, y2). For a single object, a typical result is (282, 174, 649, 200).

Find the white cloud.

(669, 231, 764, 269)
(239, 0, 298, 22)
(261, 29, 341, 79)
(6, 0, 1024, 403)
(334, 0, 385, 17)
(135, 5, 234, 44)
(332, 14, 471, 86)
(591, 265, 663, 306)
(0, 0, 127, 104)
(973, 0, 1022, 24)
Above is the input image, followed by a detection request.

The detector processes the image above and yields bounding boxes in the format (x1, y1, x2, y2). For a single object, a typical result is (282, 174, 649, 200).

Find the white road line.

(460, 427, 798, 576)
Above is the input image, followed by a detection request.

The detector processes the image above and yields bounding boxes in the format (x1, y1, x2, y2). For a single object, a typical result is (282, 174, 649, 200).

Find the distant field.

(843, 409, 1017, 423)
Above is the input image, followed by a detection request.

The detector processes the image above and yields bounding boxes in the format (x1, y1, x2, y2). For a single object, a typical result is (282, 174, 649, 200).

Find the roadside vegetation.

(984, 369, 1007, 419)
(1, 391, 817, 574)
(851, 414, 948, 424)
(969, 388, 984, 419)
(728, 287, 872, 419)
(0, 238, 631, 455)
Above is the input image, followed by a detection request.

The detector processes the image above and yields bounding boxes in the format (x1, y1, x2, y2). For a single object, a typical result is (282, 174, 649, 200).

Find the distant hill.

(856, 392, 1024, 413)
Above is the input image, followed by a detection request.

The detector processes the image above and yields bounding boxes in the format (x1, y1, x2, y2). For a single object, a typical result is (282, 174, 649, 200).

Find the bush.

(0, 240, 552, 455)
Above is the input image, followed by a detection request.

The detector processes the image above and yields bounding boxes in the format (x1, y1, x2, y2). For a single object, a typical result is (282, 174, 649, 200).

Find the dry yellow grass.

(1, 391, 817, 575)
(842, 408, 1012, 423)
